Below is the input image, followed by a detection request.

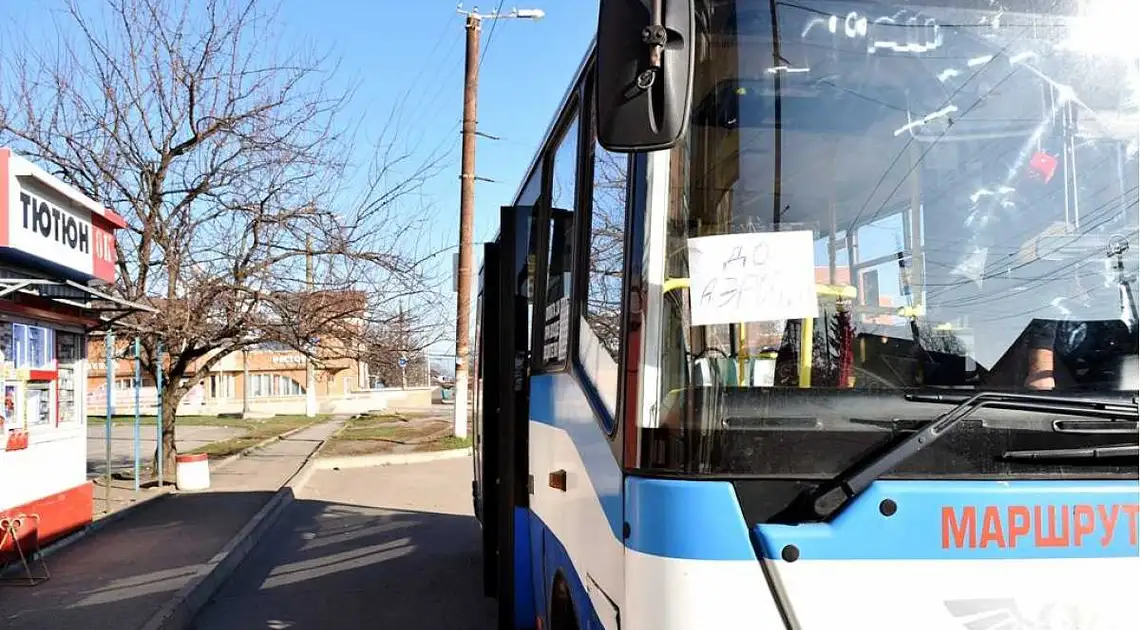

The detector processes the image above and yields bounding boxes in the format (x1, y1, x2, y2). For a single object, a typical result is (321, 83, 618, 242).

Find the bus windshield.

(647, 0, 1139, 475)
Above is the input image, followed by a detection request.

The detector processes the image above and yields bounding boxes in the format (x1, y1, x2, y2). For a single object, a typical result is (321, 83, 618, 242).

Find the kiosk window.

(25, 383, 52, 427)
(12, 324, 54, 369)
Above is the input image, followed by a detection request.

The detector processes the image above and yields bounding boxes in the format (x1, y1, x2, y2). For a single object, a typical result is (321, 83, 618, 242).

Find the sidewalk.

(91, 477, 172, 521)
(0, 419, 343, 630)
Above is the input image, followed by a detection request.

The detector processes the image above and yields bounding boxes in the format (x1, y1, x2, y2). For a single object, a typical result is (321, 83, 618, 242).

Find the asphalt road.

(191, 455, 496, 629)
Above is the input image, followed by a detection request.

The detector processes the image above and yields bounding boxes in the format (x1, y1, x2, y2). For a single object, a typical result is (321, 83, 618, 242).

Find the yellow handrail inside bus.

(663, 277, 690, 294)
(897, 304, 925, 318)
(661, 278, 865, 388)
(816, 283, 858, 299)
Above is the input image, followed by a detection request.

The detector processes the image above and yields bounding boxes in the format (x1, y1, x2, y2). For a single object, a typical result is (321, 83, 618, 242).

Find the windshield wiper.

(905, 391, 1138, 419)
(1003, 444, 1139, 460)
(776, 392, 1139, 523)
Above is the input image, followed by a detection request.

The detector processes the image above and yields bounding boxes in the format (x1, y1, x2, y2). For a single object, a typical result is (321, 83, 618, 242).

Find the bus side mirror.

(595, 0, 695, 153)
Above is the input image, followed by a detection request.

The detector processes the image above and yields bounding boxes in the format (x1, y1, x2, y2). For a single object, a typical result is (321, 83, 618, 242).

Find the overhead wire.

(398, 9, 462, 118)
(970, 228, 1138, 324)
(480, 1, 509, 69)
(915, 150, 1130, 285)
(421, 0, 512, 173)
(932, 195, 1138, 310)
(924, 174, 1137, 305)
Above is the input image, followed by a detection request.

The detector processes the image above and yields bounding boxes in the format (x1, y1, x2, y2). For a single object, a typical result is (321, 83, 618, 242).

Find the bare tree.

(363, 304, 436, 388)
(583, 144, 628, 359)
(0, 0, 449, 478)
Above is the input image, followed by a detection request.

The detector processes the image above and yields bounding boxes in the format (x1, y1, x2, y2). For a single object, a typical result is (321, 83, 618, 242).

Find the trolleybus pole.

(104, 331, 113, 513)
(156, 340, 164, 487)
(133, 337, 141, 493)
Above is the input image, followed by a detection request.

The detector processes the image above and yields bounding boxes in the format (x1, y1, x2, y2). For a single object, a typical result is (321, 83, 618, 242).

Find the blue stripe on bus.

(625, 477, 758, 561)
(754, 480, 1140, 561)
(527, 511, 548, 626)
(530, 510, 605, 630)
(513, 507, 537, 627)
(529, 374, 625, 541)
(527, 373, 556, 423)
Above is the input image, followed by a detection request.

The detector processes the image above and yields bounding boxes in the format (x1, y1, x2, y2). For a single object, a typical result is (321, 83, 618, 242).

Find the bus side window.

(579, 130, 630, 419)
(543, 109, 580, 370)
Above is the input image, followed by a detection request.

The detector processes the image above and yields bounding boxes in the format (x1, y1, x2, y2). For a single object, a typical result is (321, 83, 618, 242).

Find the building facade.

(85, 292, 372, 415)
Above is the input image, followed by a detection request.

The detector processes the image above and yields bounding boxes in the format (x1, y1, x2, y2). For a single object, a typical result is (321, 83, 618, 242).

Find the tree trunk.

(152, 387, 180, 482)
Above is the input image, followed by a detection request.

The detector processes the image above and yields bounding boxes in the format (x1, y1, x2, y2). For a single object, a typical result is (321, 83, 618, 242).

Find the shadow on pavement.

(0, 491, 277, 630)
(87, 454, 151, 475)
(191, 497, 497, 630)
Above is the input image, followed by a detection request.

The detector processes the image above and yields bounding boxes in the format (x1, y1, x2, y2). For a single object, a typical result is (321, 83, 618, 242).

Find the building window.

(209, 374, 235, 399)
(249, 374, 303, 397)
(251, 374, 273, 397)
(280, 376, 305, 396)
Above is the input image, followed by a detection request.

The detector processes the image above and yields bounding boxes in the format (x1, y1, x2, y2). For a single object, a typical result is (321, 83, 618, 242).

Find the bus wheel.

(550, 574, 580, 630)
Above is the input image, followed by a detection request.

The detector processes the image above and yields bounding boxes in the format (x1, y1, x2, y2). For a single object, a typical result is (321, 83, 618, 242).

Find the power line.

(422, 2, 519, 180)
(402, 9, 458, 105)
(479, 1, 508, 71)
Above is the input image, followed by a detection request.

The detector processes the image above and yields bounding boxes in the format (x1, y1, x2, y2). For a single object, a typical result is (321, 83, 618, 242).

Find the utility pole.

(452, 4, 544, 440)
(452, 12, 480, 441)
(305, 237, 317, 418)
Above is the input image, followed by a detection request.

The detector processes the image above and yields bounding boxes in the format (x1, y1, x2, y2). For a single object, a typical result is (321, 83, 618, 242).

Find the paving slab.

(0, 420, 343, 630)
(190, 455, 496, 629)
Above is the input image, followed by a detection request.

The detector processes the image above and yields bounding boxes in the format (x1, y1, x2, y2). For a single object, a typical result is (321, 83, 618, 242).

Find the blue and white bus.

(472, 1, 1140, 628)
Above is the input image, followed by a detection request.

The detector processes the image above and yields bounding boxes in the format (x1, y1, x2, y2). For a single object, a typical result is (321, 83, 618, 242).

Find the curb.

(210, 422, 318, 472)
(139, 421, 340, 630)
(0, 486, 173, 578)
(315, 447, 471, 471)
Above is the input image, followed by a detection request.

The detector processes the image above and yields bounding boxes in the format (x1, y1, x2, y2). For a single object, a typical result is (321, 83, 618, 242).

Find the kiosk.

(0, 148, 149, 564)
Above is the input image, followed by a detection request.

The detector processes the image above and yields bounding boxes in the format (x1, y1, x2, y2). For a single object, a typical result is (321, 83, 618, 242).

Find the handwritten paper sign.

(687, 230, 819, 327)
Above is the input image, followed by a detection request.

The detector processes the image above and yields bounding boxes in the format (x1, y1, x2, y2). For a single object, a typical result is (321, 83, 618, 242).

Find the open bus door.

(477, 205, 537, 629)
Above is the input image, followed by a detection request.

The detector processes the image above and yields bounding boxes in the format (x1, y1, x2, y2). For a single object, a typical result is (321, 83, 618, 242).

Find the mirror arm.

(640, 0, 667, 90)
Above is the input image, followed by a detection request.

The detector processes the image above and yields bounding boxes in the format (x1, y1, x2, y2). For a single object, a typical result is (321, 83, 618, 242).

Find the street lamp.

(452, 5, 544, 441)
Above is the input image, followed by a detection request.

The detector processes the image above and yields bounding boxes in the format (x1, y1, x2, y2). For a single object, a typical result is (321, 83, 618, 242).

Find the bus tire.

(549, 573, 580, 630)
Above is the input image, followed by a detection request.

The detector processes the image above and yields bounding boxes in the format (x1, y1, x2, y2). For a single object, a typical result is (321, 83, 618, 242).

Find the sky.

(271, 0, 598, 242)
(0, 0, 600, 362)
(276, 0, 601, 360)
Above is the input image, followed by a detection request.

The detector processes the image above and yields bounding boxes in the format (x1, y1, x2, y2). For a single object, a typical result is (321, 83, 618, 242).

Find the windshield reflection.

(662, 0, 1139, 396)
